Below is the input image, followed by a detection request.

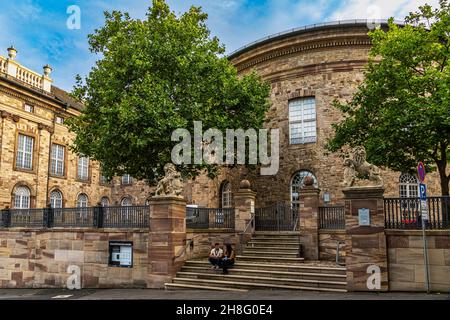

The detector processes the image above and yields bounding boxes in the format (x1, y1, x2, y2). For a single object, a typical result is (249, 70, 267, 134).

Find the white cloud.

(330, 0, 440, 21)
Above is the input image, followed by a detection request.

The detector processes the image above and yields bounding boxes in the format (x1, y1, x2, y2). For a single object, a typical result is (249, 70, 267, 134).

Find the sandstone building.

(0, 21, 445, 213)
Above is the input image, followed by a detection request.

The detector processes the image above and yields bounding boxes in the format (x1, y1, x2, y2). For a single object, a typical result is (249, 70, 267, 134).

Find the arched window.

(100, 196, 110, 207)
(221, 182, 232, 208)
(121, 197, 132, 207)
(399, 174, 419, 198)
(77, 194, 88, 208)
(291, 170, 318, 211)
(145, 198, 151, 206)
(14, 186, 31, 209)
(50, 190, 63, 208)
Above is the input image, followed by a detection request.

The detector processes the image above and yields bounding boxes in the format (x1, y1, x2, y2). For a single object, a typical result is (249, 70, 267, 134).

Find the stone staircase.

(165, 232, 347, 292)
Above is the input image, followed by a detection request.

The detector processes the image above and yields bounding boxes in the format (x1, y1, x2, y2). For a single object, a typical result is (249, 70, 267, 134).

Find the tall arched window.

(100, 196, 110, 207)
(50, 190, 63, 208)
(221, 182, 232, 208)
(399, 174, 419, 198)
(291, 171, 318, 211)
(121, 197, 132, 207)
(77, 193, 88, 208)
(14, 186, 31, 209)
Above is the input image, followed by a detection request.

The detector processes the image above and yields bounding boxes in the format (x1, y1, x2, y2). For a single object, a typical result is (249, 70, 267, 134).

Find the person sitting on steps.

(221, 243, 235, 275)
(208, 243, 223, 270)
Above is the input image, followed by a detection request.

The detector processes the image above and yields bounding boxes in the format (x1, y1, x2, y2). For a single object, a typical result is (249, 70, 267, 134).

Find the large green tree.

(327, 1, 450, 195)
(67, 0, 270, 183)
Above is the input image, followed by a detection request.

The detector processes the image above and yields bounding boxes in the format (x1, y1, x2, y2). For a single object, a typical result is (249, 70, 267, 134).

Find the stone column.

(147, 196, 186, 288)
(233, 180, 256, 234)
(299, 183, 320, 260)
(343, 186, 388, 292)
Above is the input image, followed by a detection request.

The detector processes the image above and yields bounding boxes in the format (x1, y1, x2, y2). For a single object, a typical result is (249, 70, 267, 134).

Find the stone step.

(246, 241, 300, 247)
(242, 250, 299, 257)
(253, 231, 300, 236)
(184, 260, 346, 275)
(180, 266, 346, 282)
(171, 278, 347, 292)
(165, 282, 248, 292)
(248, 237, 300, 242)
(236, 255, 304, 263)
(176, 272, 347, 289)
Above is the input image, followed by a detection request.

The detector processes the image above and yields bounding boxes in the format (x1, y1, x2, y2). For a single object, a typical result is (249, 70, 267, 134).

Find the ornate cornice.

(234, 38, 372, 72)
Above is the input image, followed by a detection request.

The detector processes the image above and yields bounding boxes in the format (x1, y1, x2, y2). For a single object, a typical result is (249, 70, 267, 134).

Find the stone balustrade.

(0, 54, 52, 93)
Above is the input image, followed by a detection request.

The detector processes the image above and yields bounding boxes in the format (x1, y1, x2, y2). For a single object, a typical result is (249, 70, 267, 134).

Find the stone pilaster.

(147, 196, 186, 288)
(343, 186, 388, 292)
(299, 186, 320, 260)
(233, 184, 256, 234)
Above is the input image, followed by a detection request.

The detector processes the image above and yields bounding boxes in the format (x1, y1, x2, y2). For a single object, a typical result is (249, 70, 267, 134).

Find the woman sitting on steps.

(220, 244, 235, 275)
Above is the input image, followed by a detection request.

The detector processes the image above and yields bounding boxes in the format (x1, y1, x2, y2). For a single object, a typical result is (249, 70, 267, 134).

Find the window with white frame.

(77, 156, 89, 180)
(77, 193, 88, 208)
(289, 97, 317, 144)
(122, 174, 133, 185)
(50, 190, 63, 208)
(16, 134, 34, 170)
(50, 144, 65, 176)
(24, 104, 34, 113)
(399, 174, 419, 198)
(101, 196, 110, 207)
(55, 116, 64, 124)
(14, 186, 31, 209)
(221, 182, 232, 208)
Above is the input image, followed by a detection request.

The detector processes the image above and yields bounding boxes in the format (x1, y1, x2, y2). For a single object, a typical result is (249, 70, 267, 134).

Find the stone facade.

(387, 230, 450, 292)
(0, 228, 148, 288)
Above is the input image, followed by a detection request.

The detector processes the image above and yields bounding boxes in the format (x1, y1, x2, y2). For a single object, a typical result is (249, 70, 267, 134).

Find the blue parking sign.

(419, 183, 427, 201)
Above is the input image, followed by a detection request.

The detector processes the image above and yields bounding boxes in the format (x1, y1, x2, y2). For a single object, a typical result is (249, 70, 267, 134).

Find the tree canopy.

(327, 1, 450, 195)
(67, 0, 270, 183)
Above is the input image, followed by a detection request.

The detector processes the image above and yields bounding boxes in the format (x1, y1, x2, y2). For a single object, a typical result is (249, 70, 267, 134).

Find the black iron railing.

(384, 196, 450, 230)
(255, 202, 299, 231)
(102, 206, 149, 228)
(0, 205, 150, 229)
(186, 207, 235, 230)
(319, 206, 345, 230)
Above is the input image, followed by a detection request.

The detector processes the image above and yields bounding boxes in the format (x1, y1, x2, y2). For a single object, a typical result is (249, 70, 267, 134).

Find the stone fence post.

(343, 186, 388, 292)
(299, 179, 320, 260)
(147, 196, 187, 288)
(233, 180, 256, 253)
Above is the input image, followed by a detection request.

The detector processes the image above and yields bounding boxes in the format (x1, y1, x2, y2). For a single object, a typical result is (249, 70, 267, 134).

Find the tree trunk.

(436, 143, 449, 196)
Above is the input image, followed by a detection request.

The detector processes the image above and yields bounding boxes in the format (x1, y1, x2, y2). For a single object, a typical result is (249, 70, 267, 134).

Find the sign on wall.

(358, 208, 370, 226)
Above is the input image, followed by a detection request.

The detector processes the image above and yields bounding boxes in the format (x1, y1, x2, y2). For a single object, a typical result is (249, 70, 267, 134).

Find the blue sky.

(0, 0, 436, 91)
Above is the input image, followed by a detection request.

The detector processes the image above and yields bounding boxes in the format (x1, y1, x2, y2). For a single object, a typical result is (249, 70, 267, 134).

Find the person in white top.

(208, 243, 223, 269)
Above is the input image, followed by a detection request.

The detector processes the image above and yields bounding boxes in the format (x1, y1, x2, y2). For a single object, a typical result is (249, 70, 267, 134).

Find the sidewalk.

(0, 289, 448, 300)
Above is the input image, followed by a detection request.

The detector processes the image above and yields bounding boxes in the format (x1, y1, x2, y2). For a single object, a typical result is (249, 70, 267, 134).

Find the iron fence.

(255, 202, 299, 231)
(186, 207, 235, 230)
(384, 196, 450, 229)
(102, 206, 149, 228)
(319, 206, 345, 230)
(0, 205, 150, 229)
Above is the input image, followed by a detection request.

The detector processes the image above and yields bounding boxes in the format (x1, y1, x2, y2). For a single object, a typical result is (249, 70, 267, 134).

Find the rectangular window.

(24, 104, 34, 113)
(122, 174, 132, 185)
(77, 156, 89, 180)
(50, 144, 65, 176)
(109, 242, 133, 267)
(289, 97, 317, 144)
(16, 134, 34, 170)
(55, 116, 64, 124)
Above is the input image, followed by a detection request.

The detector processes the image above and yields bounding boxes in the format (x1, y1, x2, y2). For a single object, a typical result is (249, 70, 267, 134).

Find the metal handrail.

(237, 213, 255, 254)
(173, 234, 203, 262)
(336, 240, 345, 266)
